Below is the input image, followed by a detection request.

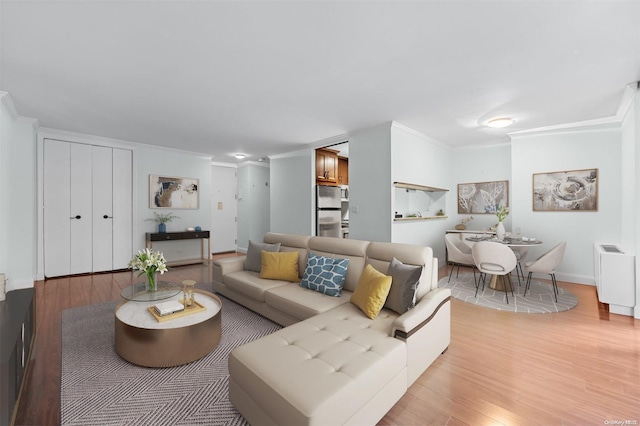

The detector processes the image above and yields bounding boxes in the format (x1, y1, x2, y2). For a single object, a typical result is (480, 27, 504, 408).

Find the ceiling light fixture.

(486, 117, 515, 128)
(257, 157, 265, 162)
(234, 153, 246, 159)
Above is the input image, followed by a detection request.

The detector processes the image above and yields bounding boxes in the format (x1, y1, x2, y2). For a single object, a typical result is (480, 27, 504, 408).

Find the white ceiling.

(2, 1, 639, 163)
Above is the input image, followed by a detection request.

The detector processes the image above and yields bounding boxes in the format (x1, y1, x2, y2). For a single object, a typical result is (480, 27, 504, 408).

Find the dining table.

(465, 236, 543, 291)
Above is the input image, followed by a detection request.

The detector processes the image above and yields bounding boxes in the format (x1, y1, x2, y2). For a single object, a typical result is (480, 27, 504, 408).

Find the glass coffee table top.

(120, 281, 182, 302)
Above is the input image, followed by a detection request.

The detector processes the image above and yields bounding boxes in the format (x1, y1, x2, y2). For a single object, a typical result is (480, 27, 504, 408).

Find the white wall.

(270, 149, 314, 236)
(134, 145, 212, 261)
(236, 162, 270, 251)
(34, 129, 212, 278)
(0, 94, 38, 290)
(390, 123, 452, 262)
(449, 142, 512, 232)
(511, 126, 622, 284)
(348, 123, 392, 242)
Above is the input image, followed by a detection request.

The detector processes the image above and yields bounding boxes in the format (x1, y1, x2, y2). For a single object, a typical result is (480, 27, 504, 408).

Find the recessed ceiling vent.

(600, 244, 623, 254)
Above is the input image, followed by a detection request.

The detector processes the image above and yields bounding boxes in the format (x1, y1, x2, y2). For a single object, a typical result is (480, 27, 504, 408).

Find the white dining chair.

(472, 241, 518, 304)
(511, 246, 529, 283)
(444, 233, 476, 284)
(524, 241, 567, 302)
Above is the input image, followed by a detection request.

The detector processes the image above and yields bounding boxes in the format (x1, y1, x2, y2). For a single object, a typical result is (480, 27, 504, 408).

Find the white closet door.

(69, 143, 93, 275)
(92, 146, 113, 272)
(112, 148, 132, 269)
(44, 140, 71, 277)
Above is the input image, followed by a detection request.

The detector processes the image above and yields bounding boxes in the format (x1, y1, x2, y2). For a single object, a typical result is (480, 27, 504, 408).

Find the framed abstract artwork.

(532, 168, 598, 211)
(457, 180, 508, 214)
(149, 175, 199, 209)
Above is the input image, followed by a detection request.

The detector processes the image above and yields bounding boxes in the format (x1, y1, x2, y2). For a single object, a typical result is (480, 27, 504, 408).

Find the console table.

(145, 231, 211, 266)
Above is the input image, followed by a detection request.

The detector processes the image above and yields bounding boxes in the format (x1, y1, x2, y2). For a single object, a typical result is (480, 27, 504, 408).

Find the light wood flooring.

(14, 259, 640, 426)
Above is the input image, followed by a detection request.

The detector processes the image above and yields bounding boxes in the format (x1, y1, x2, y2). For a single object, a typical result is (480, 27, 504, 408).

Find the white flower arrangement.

(128, 248, 168, 291)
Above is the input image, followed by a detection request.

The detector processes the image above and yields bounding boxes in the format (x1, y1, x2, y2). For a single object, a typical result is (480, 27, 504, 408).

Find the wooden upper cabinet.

(315, 148, 339, 185)
(338, 156, 349, 185)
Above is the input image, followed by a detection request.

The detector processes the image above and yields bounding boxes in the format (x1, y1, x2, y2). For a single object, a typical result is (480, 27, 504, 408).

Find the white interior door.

(92, 146, 113, 272)
(44, 140, 71, 277)
(112, 148, 132, 269)
(211, 165, 237, 253)
(69, 143, 93, 275)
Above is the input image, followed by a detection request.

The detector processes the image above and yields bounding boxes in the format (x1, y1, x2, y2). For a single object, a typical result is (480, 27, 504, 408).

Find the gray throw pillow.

(245, 241, 281, 272)
(384, 257, 422, 314)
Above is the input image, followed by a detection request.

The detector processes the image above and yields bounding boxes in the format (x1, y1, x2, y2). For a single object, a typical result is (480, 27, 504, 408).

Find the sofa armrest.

(212, 256, 246, 284)
(391, 287, 451, 339)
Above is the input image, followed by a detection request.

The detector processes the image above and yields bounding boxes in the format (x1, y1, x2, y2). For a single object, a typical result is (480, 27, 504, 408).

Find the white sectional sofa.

(212, 232, 451, 425)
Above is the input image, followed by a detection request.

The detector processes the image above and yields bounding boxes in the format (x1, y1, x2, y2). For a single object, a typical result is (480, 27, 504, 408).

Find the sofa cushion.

(264, 233, 311, 277)
(300, 253, 349, 297)
(350, 264, 393, 319)
(367, 241, 434, 299)
(265, 284, 351, 321)
(245, 240, 281, 272)
(228, 303, 405, 426)
(224, 270, 289, 302)
(308, 237, 370, 292)
(384, 257, 423, 314)
(260, 251, 299, 282)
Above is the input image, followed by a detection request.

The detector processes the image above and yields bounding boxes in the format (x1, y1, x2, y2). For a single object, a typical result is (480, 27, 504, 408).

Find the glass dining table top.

(120, 281, 182, 302)
(465, 236, 542, 246)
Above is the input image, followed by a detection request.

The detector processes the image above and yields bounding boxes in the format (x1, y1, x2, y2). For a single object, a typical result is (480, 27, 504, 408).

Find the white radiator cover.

(593, 243, 636, 316)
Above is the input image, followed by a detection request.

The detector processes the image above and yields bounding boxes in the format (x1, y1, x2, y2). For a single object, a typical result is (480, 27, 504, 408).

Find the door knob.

(70, 215, 81, 219)
(103, 215, 113, 219)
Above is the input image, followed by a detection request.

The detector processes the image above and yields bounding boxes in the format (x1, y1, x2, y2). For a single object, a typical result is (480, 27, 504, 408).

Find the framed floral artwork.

(458, 180, 508, 214)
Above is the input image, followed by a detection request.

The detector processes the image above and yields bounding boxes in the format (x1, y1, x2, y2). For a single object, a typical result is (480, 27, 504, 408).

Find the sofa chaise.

(212, 232, 451, 425)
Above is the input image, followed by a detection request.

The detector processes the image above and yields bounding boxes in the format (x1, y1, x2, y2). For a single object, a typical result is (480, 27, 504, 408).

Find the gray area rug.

(61, 292, 282, 425)
(438, 272, 578, 313)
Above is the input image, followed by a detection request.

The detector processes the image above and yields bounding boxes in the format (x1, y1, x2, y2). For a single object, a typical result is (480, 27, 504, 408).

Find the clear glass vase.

(146, 271, 158, 292)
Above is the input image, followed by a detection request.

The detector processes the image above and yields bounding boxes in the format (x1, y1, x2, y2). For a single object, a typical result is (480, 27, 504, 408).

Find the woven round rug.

(438, 271, 578, 313)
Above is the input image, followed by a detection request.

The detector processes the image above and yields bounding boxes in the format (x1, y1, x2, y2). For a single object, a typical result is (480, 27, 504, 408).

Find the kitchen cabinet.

(315, 148, 339, 186)
(338, 156, 349, 185)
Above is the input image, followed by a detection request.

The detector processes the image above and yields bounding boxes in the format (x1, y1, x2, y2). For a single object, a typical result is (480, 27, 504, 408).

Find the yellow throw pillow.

(350, 264, 393, 319)
(260, 250, 299, 282)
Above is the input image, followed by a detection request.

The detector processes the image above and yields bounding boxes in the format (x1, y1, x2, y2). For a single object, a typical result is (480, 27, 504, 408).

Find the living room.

(1, 1, 640, 425)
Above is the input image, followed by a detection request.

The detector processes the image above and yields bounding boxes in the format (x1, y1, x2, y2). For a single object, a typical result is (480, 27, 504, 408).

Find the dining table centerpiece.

(495, 205, 509, 240)
(128, 248, 168, 292)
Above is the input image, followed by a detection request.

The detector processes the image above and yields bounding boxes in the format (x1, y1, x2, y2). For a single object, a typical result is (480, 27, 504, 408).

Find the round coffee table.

(115, 289, 222, 367)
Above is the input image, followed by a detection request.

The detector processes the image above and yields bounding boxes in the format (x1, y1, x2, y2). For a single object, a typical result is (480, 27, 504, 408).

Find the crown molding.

(0, 91, 20, 120)
(211, 161, 238, 168)
(237, 160, 270, 168)
(509, 82, 637, 138)
(38, 126, 213, 159)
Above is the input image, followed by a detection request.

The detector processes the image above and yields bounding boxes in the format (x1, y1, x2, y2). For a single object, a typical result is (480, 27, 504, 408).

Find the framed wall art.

(458, 180, 508, 214)
(149, 175, 199, 209)
(532, 168, 598, 212)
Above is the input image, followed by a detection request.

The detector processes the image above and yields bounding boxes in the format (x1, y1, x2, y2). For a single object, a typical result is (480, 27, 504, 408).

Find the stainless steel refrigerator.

(316, 185, 341, 238)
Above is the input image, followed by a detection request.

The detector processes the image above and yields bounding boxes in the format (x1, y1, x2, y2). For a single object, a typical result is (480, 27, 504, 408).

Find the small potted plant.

(147, 212, 180, 233)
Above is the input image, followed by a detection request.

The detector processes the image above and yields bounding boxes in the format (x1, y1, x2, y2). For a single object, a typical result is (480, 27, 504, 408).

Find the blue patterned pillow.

(300, 253, 349, 297)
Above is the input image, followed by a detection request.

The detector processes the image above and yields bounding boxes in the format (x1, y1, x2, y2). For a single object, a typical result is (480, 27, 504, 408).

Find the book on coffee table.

(154, 300, 185, 316)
